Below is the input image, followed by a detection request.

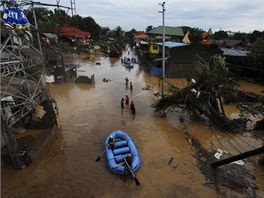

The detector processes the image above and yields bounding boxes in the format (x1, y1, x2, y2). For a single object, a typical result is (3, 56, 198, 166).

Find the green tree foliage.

(26, 7, 52, 23)
(249, 38, 264, 68)
(196, 55, 229, 88)
(100, 26, 110, 35)
(25, 8, 101, 38)
(112, 26, 126, 48)
(52, 9, 71, 29)
(152, 54, 240, 131)
(180, 26, 191, 34)
(153, 55, 236, 111)
(146, 25, 153, 32)
(189, 28, 204, 44)
(213, 30, 228, 40)
(114, 26, 123, 37)
(247, 30, 264, 43)
(26, 7, 56, 31)
(70, 15, 83, 29)
(233, 32, 247, 42)
(81, 17, 101, 39)
(195, 55, 238, 103)
(125, 28, 137, 46)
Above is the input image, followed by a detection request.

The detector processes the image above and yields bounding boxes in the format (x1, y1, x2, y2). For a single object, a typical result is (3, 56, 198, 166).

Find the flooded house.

(147, 26, 185, 42)
(138, 40, 222, 78)
(167, 43, 223, 77)
(138, 26, 222, 77)
(58, 27, 90, 46)
(215, 39, 260, 79)
(135, 31, 148, 42)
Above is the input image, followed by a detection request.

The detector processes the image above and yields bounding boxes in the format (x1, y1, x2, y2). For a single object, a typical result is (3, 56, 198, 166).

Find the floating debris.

(142, 85, 152, 90)
(75, 74, 95, 84)
(103, 78, 111, 83)
(168, 157, 174, 165)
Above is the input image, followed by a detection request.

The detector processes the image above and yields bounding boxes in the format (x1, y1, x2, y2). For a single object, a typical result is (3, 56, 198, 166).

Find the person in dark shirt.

(125, 95, 129, 106)
(108, 136, 115, 150)
(130, 100, 136, 114)
(125, 77, 129, 85)
(124, 154, 133, 175)
(121, 98, 124, 109)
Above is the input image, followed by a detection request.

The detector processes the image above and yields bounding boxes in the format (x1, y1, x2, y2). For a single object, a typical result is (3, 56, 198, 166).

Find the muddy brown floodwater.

(1, 48, 264, 198)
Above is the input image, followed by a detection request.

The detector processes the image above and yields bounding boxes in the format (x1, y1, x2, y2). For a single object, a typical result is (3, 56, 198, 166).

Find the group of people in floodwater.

(121, 77, 135, 114)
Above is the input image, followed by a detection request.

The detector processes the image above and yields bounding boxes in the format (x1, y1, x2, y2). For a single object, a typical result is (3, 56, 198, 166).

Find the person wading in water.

(130, 100, 136, 114)
(125, 77, 129, 85)
(125, 95, 129, 106)
(121, 98, 124, 109)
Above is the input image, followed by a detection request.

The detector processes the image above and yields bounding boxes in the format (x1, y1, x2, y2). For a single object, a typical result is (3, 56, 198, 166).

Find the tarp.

(3, 7, 30, 27)
(156, 41, 189, 48)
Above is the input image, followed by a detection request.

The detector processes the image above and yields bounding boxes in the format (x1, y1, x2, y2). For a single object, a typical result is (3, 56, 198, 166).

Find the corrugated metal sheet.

(147, 26, 184, 37)
(136, 31, 148, 39)
(42, 33, 58, 39)
(59, 27, 90, 38)
(220, 48, 251, 57)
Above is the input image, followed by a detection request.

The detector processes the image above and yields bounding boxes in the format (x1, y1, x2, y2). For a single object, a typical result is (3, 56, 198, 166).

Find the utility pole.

(159, 2, 165, 97)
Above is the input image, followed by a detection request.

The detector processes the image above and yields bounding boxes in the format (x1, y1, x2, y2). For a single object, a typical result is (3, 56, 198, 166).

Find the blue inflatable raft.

(104, 130, 141, 175)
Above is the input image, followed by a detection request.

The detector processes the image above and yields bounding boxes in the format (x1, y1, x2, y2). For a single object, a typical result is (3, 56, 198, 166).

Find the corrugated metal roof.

(156, 41, 189, 48)
(224, 39, 246, 48)
(147, 26, 184, 37)
(43, 33, 58, 39)
(59, 27, 90, 38)
(139, 41, 148, 45)
(136, 31, 148, 39)
(220, 48, 250, 56)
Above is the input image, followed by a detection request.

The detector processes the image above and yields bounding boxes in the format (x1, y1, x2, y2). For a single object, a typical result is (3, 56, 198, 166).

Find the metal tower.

(70, 0, 76, 16)
(1, 1, 50, 169)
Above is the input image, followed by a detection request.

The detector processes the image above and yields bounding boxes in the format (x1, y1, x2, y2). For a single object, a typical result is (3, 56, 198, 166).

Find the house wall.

(148, 43, 160, 54)
(166, 45, 223, 78)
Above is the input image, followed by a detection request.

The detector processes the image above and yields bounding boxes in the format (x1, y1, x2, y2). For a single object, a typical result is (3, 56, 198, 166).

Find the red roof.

(59, 27, 90, 38)
(136, 31, 148, 39)
(202, 32, 212, 45)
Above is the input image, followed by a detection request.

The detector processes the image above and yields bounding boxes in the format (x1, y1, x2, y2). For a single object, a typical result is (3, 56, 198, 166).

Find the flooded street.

(1, 48, 264, 198)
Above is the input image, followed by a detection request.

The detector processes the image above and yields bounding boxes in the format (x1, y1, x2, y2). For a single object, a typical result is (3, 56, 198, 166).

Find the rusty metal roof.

(59, 27, 90, 38)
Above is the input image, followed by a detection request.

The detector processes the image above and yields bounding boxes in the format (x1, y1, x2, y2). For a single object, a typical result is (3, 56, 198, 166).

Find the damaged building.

(1, 3, 59, 169)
